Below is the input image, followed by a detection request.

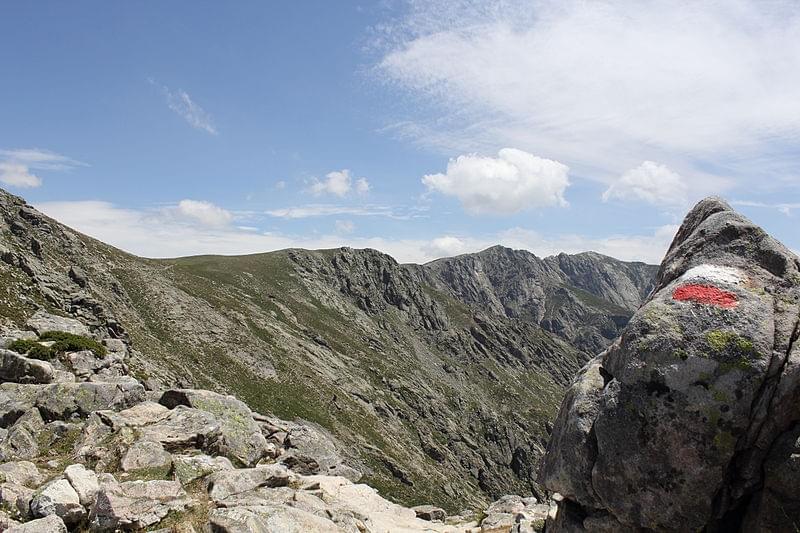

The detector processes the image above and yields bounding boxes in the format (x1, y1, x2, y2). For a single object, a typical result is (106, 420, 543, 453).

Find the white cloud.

(335, 220, 356, 233)
(377, 0, 800, 188)
(309, 169, 371, 197)
(423, 236, 470, 257)
(172, 199, 233, 227)
(422, 148, 569, 214)
(603, 161, 688, 207)
(266, 204, 405, 219)
(731, 200, 800, 216)
(0, 163, 41, 188)
(0, 148, 86, 188)
(152, 81, 217, 135)
(35, 199, 676, 265)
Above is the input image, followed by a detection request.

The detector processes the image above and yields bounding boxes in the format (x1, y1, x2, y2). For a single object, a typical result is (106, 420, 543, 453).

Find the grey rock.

(0, 482, 35, 519)
(26, 311, 89, 337)
(0, 349, 54, 384)
(0, 381, 145, 421)
(100, 338, 125, 354)
(120, 440, 172, 473)
(89, 479, 189, 531)
(63, 464, 100, 507)
(413, 504, 447, 522)
(0, 409, 45, 461)
(172, 453, 234, 485)
(0, 460, 42, 487)
(206, 464, 290, 502)
(6, 515, 68, 533)
(541, 198, 800, 531)
(159, 389, 268, 467)
(137, 405, 221, 451)
(30, 478, 86, 525)
(208, 505, 344, 533)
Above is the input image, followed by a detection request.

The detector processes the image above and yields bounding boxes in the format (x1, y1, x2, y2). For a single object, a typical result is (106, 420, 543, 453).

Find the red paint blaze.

(672, 284, 738, 308)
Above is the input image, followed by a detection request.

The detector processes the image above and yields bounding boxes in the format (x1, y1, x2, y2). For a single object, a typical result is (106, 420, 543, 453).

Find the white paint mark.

(680, 264, 745, 286)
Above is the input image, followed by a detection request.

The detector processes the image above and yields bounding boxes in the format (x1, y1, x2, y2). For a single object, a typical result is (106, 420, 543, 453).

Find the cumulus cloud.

(377, 0, 800, 188)
(0, 163, 41, 188)
(422, 236, 470, 257)
(172, 199, 233, 227)
(422, 148, 569, 214)
(0, 148, 86, 188)
(603, 161, 688, 207)
(309, 170, 370, 197)
(151, 80, 217, 135)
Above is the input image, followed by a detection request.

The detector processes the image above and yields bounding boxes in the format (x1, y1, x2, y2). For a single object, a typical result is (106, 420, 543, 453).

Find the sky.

(1, 0, 798, 265)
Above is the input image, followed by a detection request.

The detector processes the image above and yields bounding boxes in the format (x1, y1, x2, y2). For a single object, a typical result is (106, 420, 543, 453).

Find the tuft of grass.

(40, 331, 106, 357)
(8, 339, 55, 360)
(9, 331, 106, 360)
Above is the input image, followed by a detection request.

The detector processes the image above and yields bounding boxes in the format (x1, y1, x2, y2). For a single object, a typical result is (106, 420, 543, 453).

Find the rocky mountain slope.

(0, 187, 654, 514)
(0, 311, 553, 531)
(426, 246, 657, 354)
(541, 198, 800, 532)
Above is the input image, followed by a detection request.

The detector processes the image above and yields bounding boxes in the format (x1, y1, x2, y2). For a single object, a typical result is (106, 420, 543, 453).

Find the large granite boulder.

(540, 198, 800, 531)
(159, 389, 268, 467)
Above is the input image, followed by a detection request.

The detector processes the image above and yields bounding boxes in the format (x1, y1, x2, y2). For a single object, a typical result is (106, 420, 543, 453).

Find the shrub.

(39, 331, 106, 357)
(8, 339, 55, 360)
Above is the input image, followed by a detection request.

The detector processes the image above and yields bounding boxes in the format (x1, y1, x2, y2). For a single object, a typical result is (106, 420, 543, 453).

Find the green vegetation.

(9, 331, 106, 360)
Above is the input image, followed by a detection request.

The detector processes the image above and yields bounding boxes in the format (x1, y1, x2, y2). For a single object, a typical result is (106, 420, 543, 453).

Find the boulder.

(0, 482, 35, 519)
(206, 464, 290, 502)
(138, 405, 221, 451)
(6, 515, 68, 533)
(30, 478, 86, 525)
(540, 198, 800, 531)
(25, 311, 90, 337)
(0, 409, 45, 461)
(0, 382, 145, 421)
(159, 389, 268, 467)
(173, 453, 234, 485)
(0, 390, 28, 427)
(413, 504, 447, 522)
(0, 460, 42, 487)
(101, 338, 126, 354)
(280, 421, 360, 481)
(0, 350, 54, 384)
(89, 479, 189, 530)
(120, 440, 172, 474)
(64, 464, 100, 507)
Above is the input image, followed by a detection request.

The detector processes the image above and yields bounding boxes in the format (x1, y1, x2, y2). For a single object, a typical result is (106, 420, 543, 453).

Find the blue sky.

(1, 1, 798, 264)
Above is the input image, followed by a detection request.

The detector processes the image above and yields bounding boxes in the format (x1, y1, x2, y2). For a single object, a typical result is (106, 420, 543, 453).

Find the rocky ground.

(0, 311, 553, 532)
(540, 198, 800, 532)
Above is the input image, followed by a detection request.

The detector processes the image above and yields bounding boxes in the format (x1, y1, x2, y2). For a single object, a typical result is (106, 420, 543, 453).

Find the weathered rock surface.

(0, 350, 54, 384)
(26, 311, 89, 337)
(90, 479, 189, 530)
(6, 514, 68, 533)
(30, 479, 85, 525)
(541, 198, 800, 532)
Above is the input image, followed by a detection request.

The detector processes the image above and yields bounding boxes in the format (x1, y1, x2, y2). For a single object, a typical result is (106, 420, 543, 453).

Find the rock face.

(540, 198, 800, 532)
(0, 186, 655, 508)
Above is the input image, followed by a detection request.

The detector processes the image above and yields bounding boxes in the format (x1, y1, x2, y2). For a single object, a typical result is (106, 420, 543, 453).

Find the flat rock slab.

(6, 515, 68, 533)
(26, 312, 90, 337)
(90, 480, 189, 530)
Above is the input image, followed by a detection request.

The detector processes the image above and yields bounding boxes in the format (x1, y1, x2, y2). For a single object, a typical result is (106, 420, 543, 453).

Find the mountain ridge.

(0, 187, 656, 511)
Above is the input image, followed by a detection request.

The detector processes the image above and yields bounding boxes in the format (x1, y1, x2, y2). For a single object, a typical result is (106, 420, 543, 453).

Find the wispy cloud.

(35, 199, 676, 264)
(0, 148, 87, 188)
(731, 200, 800, 216)
(603, 161, 688, 208)
(266, 204, 411, 219)
(150, 80, 218, 135)
(376, 0, 800, 192)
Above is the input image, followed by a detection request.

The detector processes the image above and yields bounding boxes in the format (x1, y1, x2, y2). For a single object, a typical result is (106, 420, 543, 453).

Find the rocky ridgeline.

(0, 312, 553, 531)
(540, 198, 800, 531)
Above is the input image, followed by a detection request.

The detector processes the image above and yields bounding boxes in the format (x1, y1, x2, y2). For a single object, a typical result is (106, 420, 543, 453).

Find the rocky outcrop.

(0, 312, 552, 531)
(540, 198, 800, 532)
